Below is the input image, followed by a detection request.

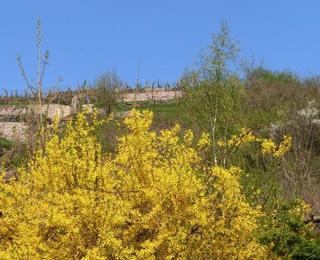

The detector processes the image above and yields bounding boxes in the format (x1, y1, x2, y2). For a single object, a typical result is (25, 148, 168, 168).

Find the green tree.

(183, 22, 246, 166)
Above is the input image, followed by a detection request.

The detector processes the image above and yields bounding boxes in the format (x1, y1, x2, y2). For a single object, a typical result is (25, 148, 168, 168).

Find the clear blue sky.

(1, 1, 320, 92)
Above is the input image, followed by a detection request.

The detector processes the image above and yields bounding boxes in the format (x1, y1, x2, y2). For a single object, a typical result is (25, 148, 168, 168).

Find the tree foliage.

(182, 22, 247, 165)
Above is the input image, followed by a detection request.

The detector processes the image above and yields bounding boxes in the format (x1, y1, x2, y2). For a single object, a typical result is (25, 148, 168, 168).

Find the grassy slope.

(114, 100, 183, 130)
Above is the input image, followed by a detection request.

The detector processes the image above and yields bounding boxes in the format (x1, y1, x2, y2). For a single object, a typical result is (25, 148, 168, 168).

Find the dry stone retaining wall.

(0, 104, 73, 121)
(0, 90, 182, 142)
(119, 90, 182, 102)
(0, 122, 28, 142)
(0, 104, 73, 142)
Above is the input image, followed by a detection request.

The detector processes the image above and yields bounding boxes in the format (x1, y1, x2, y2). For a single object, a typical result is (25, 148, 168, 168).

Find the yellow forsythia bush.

(217, 127, 292, 158)
(0, 110, 269, 259)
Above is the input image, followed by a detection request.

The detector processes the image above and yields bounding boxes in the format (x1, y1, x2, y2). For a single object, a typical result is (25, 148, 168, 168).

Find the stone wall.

(118, 90, 182, 102)
(0, 89, 182, 142)
(0, 122, 28, 142)
(0, 104, 73, 142)
(0, 104, 73, 121)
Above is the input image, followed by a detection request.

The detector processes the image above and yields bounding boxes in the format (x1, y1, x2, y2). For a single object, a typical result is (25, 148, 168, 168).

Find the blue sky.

(1, 1, 320, 92)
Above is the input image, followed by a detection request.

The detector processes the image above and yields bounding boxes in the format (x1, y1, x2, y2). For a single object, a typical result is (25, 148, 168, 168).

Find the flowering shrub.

(0, 110, 274, 258)
(217, 127, 292, 158)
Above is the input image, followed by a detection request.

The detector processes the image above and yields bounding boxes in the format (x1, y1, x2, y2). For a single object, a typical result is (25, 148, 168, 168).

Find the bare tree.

(16, 19, 49, 153)
(95, 71, 122, 114)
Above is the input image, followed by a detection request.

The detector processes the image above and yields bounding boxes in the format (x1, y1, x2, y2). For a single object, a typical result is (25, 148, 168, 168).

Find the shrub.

(259, 201, 320, 259)
(0, 110, 268, 259)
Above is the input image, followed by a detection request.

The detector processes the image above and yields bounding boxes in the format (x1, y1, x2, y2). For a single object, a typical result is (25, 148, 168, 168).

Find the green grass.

(112, 100, 184, 131)
(0, 137, 13, 150)
(135, 101, 183, 129)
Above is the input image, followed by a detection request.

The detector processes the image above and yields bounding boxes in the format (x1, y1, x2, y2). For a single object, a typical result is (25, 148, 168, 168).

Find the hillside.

(2, 18, 320, 258)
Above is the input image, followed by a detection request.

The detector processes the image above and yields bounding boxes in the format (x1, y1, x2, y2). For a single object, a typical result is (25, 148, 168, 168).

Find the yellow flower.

(0, 109, 268, 259)
(261, 138, 277, 155)
(197, 132, 211, 149)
